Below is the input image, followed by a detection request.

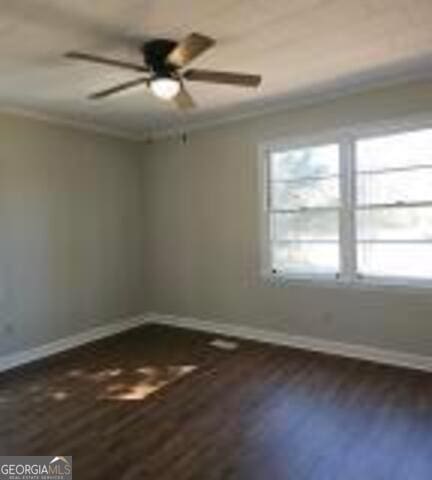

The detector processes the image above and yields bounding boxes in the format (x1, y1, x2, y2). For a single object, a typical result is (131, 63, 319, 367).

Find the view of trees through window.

(267, 127, 432, 282)
(269, 144, 340, 276)
(356, 129, 432, 279)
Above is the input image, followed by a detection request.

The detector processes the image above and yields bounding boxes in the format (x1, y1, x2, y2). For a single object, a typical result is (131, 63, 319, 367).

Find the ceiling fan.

(65, 33, 262, 110)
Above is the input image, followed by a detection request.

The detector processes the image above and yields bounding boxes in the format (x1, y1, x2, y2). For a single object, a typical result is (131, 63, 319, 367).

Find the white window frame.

(259, 114, 432, 291)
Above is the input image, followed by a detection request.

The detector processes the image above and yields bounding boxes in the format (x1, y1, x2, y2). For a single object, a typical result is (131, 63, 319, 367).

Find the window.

(267, 143, 341, 278)
(356, 129, 432, 280)
(262, 124, 432, 286)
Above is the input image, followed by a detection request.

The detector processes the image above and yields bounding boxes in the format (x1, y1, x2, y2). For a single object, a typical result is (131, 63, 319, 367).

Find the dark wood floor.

(1, 324, 432, 479)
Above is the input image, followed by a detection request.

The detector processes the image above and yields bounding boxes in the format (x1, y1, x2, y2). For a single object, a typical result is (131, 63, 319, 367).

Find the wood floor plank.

(0, 324, 431, 479)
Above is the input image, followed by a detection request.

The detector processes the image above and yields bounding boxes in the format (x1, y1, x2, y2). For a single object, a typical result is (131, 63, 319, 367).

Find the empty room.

(1, 1, 432, 479)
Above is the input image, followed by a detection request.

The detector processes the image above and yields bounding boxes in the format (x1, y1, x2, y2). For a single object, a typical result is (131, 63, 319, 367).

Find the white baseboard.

(152, 313, 432, 373)
(0, 314, 151, 374)
(2, 311, 432, 375)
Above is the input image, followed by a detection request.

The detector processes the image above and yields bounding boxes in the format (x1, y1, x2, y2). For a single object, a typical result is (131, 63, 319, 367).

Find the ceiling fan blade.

(89, 77, 149, 100)
(65, 51, 149, 73)
(173, 85, 196, 110)
(184, 69, 261, 87)
(167, 33, 215, 67)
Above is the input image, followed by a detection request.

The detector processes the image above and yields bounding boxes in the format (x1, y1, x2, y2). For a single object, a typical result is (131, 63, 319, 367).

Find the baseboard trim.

(151, 313, 432, 373)
(2, 312, 432, 375)
(0, 314, 152, 374)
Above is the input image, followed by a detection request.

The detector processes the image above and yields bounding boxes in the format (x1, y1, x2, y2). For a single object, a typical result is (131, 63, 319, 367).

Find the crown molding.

(143, 53, 432, 142)
(145, 76, 432, 143)
(0, 105, 145, 142)
(2, 55, 432, 144)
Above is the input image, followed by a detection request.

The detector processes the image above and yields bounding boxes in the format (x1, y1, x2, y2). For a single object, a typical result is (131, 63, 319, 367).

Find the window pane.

(271, 211, 338, 241)
(271, 177, 339, 209)
(270, 144, 339, 181)
(272, 242, 339, 275)
(357, 207, 432, 240)
(357, 128, 432, 172)
(357, 169, 432, 206)
(358, 243, 432, 279)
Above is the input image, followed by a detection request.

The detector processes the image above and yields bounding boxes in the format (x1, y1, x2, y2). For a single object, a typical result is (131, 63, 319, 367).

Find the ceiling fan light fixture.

(150, 76, 180, 100)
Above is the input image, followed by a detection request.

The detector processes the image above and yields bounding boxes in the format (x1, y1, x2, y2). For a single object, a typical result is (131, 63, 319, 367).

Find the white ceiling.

(1, 0, 432, 138)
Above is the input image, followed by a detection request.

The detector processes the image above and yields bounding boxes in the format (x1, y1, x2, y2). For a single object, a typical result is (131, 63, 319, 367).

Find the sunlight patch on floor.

(51, 391, 69, 401)
(103, 365, 197, 401)
(0, 365, 198, 404)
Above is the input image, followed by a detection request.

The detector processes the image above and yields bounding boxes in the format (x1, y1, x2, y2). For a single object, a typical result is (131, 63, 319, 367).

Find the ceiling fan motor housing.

(142, 39, 178, 77)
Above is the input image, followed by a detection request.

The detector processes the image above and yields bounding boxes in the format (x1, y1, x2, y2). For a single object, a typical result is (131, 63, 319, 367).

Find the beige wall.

(0, 114, 144, 356)
(141, 80, 432, 357)
(3, 80, 432, 360)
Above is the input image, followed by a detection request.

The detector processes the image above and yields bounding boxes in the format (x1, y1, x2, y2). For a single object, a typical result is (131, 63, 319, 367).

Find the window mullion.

(339, 136, 357, 282)
(260, 146, 273, 277)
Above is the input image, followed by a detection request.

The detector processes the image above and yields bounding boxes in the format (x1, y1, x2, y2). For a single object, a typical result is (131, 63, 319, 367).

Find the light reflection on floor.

(102, 365, 197, 401)
(0, 365, 198, 404)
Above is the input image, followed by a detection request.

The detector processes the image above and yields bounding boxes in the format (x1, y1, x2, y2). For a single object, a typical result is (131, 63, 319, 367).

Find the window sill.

(262, 273, 432, 294)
